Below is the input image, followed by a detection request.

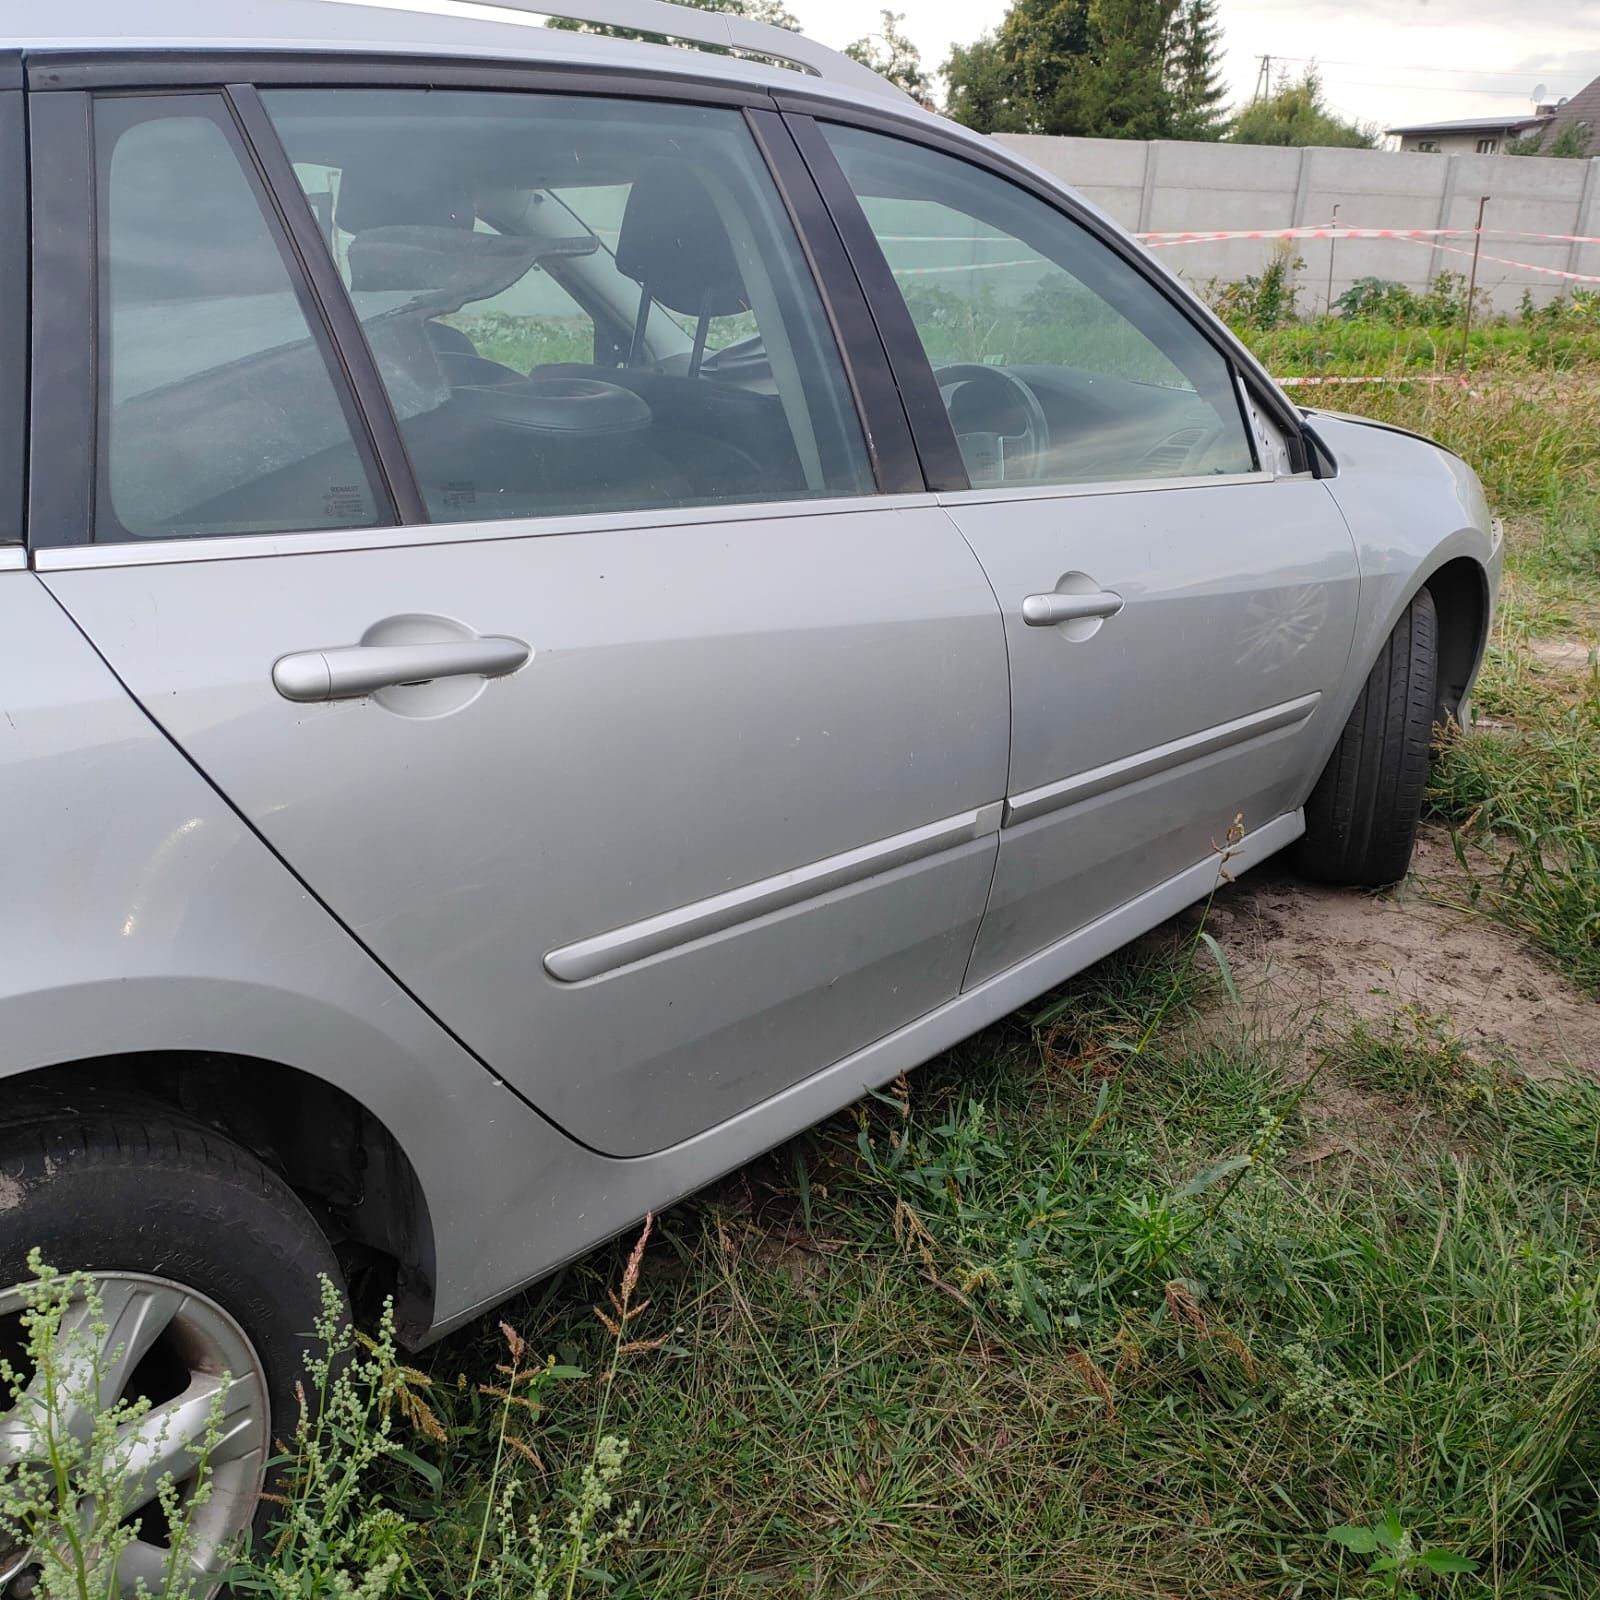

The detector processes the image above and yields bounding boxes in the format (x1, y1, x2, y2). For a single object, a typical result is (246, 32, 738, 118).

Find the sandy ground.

(1196, 824, 1600, 1083)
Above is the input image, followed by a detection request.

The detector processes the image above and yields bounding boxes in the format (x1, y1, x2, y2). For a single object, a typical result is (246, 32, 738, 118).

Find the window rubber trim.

(224, 83, 429, 525)
(742, 107, 922, 496)
(26, 49, 776, 105)
(782, 112, 971, 493)
(26, 89, 95, 549)
(777, 95, 1315, 477)
(0, 65, 28, 549)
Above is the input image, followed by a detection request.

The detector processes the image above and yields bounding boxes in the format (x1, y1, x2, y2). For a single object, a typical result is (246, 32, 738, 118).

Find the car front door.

(31, 83, 1010, 1156)
(799, 119, 1360, 985)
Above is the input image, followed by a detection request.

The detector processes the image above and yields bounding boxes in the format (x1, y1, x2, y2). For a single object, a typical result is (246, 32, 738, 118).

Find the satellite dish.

(1532, 82, 1548, 103)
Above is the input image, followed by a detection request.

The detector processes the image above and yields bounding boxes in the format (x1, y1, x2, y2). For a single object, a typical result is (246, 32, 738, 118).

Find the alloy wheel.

(0, 1271, 268, 1598)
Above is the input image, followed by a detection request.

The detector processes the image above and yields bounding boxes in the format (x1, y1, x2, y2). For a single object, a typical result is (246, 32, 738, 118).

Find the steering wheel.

(935, 363, 1051, 484)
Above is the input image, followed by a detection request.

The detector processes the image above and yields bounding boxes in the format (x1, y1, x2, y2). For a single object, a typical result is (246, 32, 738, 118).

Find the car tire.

(0, 1106, 345, 1596)
(1294, 585, 1438, 888)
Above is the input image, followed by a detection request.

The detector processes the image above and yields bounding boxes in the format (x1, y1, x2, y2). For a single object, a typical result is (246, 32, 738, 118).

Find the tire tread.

(1296, 587, 1437, 887)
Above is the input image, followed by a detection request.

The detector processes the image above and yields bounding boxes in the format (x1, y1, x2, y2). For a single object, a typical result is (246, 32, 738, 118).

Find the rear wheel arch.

(0, 1052, 437, 1341)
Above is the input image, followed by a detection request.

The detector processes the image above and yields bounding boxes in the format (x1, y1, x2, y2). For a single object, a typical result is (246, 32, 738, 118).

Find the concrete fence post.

(1290, 146, 1313, 227)
(1429, 155, 1460, 286)
(1137, 141, 1160, 233)
(1567, 158, 1600, 286)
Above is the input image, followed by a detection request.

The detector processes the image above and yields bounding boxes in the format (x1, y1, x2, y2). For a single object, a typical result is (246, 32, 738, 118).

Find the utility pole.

(1252, 54, 1273, 103)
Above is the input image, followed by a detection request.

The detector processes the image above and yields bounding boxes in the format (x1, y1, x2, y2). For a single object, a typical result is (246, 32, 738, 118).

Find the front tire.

(0, 1107, 344, 1597)
(1294, 586, 1438, 888)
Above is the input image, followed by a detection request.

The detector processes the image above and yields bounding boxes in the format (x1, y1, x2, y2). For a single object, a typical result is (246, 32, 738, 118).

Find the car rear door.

(28, 75, 1009, 1156)
(793, 115, 1360, 984)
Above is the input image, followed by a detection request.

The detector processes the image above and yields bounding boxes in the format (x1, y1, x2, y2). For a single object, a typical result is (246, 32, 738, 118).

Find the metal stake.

(1326, 203, 1339, 314)
(1461, 194, 1489, 371)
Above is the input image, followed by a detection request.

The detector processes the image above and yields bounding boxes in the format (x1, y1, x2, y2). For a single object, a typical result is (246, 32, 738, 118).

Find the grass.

(373, 951, 1600, 1598)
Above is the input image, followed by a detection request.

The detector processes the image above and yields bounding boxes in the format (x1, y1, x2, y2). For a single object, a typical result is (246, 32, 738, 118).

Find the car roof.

(5, 0, 917, 117)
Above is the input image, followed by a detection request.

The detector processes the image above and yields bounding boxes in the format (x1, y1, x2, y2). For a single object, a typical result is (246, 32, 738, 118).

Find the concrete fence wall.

(992, 135, 1600, 314)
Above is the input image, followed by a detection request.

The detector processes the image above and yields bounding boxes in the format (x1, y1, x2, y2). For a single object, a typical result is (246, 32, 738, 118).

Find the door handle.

(1021, 591, 1124, 627)
(272, 636, 530, 703)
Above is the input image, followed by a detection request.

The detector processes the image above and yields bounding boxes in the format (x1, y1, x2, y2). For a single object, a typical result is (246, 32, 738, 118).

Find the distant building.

(1388, 75, 1600, 156)
(1386, 112, 1555, 156)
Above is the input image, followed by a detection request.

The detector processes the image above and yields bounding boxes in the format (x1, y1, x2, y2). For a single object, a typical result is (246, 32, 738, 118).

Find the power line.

(1321, 81, 1564, 97)
(1267, 53, 1567, 80)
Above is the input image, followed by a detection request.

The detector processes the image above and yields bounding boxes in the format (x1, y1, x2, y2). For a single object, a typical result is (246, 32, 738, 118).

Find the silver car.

(0, 0, 1501, 1586)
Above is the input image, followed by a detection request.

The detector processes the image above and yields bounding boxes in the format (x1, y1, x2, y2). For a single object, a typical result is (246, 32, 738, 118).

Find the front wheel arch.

(1422, 555, 1491, 730)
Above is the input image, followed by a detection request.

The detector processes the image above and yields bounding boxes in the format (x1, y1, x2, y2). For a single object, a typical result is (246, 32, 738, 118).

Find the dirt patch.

(1193, 825, 1600, 1081)
(1527, 637, 1596, 671)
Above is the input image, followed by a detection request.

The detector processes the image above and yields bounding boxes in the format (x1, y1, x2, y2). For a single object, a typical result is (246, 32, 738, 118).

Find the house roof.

(1551, 74, 1600, 140)
(1388, 71, 1600, 144)
(1385, 113, 1550, 137)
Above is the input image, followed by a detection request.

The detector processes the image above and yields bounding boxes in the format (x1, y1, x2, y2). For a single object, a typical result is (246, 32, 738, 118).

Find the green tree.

(548, 0, 800, 44)
(1229, 66, 1377, 148)
(845, 10, 930, 101)
(1506, 120, 1594, 158)
(943, 0, 1228, 140)
(1166, 0, 1228, 138)
(943, 33, 1030, 132)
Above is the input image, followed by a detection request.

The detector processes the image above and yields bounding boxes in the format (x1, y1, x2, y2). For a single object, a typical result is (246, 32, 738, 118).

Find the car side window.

(94, 98, 385, 541)
(261, 90, 875, 524)
(818, 124, 1255, 490)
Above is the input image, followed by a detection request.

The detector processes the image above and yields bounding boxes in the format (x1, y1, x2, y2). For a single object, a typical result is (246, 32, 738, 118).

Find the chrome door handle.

(1021, 591, 1124, 627)
(272, 637, 530, 703)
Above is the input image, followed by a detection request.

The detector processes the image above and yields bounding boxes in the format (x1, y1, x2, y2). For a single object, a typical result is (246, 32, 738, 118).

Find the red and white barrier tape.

(1276, 373, 1473, 388)
(1137, 224, 1600, 250)
(1400, 233, 1600, 286)
(1138, 226, 1472, 246)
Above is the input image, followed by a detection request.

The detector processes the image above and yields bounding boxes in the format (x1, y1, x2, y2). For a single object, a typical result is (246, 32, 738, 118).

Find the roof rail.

(376, 0, 915, 104)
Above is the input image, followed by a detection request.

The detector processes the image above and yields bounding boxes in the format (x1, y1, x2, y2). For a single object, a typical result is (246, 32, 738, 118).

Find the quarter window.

(95, 98, 384, 541)
(262, 90, 875, 524)
(819, 124, 1255, 489)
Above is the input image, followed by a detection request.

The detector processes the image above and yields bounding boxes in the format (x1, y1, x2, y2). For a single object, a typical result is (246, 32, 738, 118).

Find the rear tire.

(0, 1107, 345, 1596)
(1294, 586, 1438, 888)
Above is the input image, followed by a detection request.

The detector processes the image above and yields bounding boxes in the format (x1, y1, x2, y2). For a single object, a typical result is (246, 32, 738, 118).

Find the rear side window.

(95, 98, 383, 540)
(261, 89, 874, 525)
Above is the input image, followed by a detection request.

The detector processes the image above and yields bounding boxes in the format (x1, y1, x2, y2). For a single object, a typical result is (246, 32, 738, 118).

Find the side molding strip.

(545, 801, 1004, 983)
(1006, 691, 1321, 827)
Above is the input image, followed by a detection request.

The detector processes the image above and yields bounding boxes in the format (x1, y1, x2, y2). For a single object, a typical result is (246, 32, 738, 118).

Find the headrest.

(336, 161, 474, 234)
(614, 163, 751, 320)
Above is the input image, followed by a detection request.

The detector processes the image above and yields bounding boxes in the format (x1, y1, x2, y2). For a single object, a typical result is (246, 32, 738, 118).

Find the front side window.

(820, 124, 1254, 489)
(96, 98, 383, 541)
(262, 90, 874, 524)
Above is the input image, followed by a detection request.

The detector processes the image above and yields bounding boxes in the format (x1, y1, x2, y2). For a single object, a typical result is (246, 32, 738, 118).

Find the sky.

(783, 0, 1600, 133)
